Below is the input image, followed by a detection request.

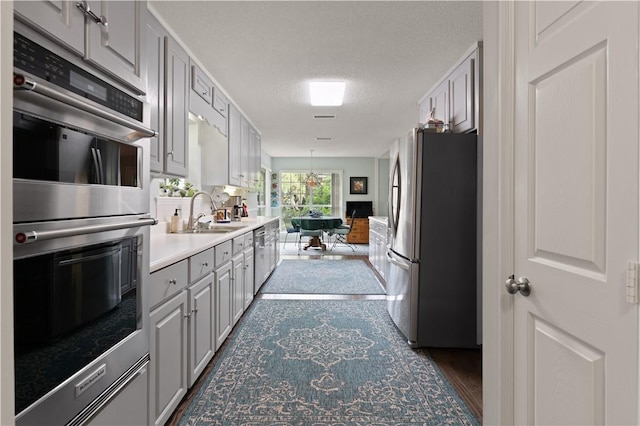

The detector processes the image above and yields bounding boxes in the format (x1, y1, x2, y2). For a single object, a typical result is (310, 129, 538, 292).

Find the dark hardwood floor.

(167, 254, 483, 424)
(429, 347, 482, 423)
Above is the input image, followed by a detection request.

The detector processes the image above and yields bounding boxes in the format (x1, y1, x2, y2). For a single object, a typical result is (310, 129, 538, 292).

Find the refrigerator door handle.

(387, 250, 411, 270)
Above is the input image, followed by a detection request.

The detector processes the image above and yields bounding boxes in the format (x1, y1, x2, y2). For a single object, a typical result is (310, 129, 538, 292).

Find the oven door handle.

(14, 74, 156, 139)
(15, 218, 158, 245)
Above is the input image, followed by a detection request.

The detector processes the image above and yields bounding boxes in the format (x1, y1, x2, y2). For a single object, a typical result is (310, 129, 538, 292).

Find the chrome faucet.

(187, 191, 218, 231)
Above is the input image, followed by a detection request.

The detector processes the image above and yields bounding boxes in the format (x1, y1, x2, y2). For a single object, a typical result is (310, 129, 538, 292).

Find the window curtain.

(331, 172, 342, 217)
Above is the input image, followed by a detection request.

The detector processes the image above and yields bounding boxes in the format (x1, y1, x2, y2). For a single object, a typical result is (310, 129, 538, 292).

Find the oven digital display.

(70, 69, 108, 102)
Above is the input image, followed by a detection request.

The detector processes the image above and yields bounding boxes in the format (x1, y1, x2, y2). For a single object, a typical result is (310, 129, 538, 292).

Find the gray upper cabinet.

(449, 53, 475, 133)
(15, 0, 147, 94)
(189, 61, 227, 137)
(418, 43, 482, 134)
(146, 13, 165, 174)
(14, 1, 84, 54)
(164, 36, 189, 176)
(428, 80, 450, 126)
(191, 63, 213, 104)
(228, 104, 243, 187)
(249, 126, 261, 188)
(147, 12, 189, 177)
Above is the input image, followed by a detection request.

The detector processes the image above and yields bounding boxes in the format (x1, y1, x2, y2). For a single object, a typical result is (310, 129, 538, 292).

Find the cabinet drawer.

(189, 248, 214, 283)
(212, 87, 228, 117)
(191, 64, 213, 103)
(232, 235, 245, 255)
(215, 240, 233, 267)
(243, 232, 254, 249)
(370, 220, 386, 234)
(150, 260, 188, 308)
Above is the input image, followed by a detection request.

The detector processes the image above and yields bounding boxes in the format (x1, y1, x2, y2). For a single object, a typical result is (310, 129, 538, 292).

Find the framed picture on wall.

(350, 177, 368, 194)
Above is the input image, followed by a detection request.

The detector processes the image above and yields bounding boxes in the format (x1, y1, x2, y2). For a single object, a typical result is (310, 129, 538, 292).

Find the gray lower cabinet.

(87, 361, 149, 426)
(187, 249, 215, 387)
(214, 240, 233, 350)
(369, 218, 388, 282)
(149, 248, 216, 426)
(244, 242, 255, 310)
(149, 290, 188, 426)
(148, 234, 260, 423)
(214, 261, 233, 350)
(231, 252, 245, 325)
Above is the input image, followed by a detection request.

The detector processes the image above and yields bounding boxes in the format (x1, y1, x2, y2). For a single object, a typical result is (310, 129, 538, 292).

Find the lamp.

(305, 149, 320, 187)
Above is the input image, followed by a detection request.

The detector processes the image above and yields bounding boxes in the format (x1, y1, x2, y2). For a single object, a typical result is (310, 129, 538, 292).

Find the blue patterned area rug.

(179, 300, 479, 425)
(261, 259, 385, 295)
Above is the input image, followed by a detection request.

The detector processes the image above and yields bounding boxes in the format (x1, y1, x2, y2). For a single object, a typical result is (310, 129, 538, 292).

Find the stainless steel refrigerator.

(387, 128, 479, 348)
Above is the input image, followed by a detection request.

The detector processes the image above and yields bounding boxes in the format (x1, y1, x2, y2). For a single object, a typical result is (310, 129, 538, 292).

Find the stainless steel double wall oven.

(13, 23, 156, 425)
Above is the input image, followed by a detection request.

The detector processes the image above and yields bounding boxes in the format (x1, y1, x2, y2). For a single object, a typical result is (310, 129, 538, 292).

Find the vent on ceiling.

(315, 137, 333, 141)
(313, 114, 336, 119)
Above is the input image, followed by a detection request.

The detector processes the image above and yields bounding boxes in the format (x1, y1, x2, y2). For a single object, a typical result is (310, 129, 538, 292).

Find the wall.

(271, 156, 388, 216)
(377, 157, 390, 217)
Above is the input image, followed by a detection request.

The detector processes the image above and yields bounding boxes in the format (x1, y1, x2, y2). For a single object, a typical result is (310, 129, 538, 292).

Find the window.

(279, 171, 342, 229)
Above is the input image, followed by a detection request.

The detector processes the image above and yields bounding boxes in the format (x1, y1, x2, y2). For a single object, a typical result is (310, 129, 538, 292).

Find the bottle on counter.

(170, 208, 180, 233)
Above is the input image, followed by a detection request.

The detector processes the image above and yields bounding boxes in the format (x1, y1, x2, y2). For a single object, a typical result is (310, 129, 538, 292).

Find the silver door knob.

(505, 275, 531, 297)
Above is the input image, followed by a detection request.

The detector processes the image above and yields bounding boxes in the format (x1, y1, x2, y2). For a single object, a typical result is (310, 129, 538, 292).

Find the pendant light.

(305, 149, 320, 187)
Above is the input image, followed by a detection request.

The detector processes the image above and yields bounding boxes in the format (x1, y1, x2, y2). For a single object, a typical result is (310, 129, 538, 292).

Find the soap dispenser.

(170, 209, 180, 233)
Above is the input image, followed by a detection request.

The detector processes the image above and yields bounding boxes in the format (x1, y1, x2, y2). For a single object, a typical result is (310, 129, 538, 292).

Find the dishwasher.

(254, 223, 278, 294)
(254, 226, 268, 294)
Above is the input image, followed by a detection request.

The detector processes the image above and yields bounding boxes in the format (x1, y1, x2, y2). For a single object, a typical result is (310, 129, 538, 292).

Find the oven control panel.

(13, 32, 143, 122)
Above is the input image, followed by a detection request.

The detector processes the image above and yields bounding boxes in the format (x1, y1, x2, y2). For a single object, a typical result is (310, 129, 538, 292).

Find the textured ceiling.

(148, 1, 483, 158)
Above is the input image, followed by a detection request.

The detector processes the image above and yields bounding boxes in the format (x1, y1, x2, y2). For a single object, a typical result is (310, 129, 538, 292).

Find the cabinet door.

(418, 98, 431, 124)
(187, 274, 215, 387)
(244, 249, 254, 310)
(84, 1, 146, 94)
(164, 35, 189, 176)
(228, 104, 243, 186)
(449, 53, 475, 133)
(149, 292, 188, 426)
(14, 0, 85, 55)
(146, 14, 165, 174)
(191, 63, 213, 103)
(429, 80, 449, 125)
(249, 126, 262, 189)
(239, 115, 250, 187)
(214, 262, 232, 350)
(232, 253, 245, 325)
(368, 229, 376, 265)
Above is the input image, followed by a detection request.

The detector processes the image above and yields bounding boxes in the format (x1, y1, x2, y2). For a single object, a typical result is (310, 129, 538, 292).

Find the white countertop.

(150, 216, 279, 272)
(368, 216, 388, 224)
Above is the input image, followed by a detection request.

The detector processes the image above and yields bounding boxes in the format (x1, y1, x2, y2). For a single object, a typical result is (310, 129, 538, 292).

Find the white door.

(512, 1, 638, 424)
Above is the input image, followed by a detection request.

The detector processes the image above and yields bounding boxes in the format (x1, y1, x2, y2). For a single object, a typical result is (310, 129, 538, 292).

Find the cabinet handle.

(167, 150, 174, 158)
(168, 279, 177, 285)
(184, 312, 191, 319)
(76, 1, 108, 27)
(202, 261, 209, 267)
(192, 308, 198, 314)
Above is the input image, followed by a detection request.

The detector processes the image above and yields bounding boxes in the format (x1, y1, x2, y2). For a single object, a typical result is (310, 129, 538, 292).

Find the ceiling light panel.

(309, 82, 345, 106)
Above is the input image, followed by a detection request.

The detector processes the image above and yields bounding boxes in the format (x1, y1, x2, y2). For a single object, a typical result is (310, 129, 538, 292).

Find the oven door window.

(13, 111, 140, 187)
(13, 237, 140, 415)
